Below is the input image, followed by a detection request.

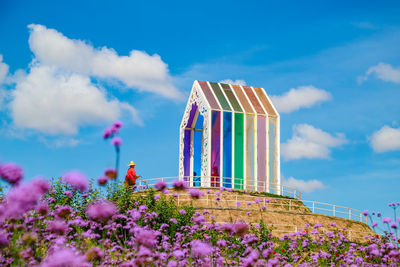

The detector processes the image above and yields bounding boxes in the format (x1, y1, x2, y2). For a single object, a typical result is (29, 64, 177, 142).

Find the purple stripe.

(183, 130, 191, 178)
(257, 116, 266, 191)
(186, 103, 198, 128)
(211, 111, 221, 187)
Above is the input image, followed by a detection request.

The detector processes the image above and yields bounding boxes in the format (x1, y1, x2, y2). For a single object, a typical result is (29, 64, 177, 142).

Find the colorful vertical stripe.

(222, 112, 232, 188)
(180, 81, 280, 193)
(257, 116, 266, 191)
(211, 111, 221, 187)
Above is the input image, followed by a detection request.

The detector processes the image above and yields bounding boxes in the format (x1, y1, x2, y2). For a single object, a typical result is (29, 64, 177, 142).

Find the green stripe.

(234, 113, 244, 189)
(220, 84, 243, 112)
(209, 82, 232, 111)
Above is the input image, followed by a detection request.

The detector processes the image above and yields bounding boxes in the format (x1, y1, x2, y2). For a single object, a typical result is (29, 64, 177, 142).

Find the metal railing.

(136, 176, 302, 199)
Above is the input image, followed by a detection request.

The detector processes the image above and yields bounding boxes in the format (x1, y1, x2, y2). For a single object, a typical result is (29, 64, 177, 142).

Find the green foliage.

(105, 184, 195, 238)
(44, 177, 101, 216)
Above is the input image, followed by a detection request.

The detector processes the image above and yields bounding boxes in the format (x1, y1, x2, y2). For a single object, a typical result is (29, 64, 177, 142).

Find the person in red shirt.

(125, 161, 140, 188)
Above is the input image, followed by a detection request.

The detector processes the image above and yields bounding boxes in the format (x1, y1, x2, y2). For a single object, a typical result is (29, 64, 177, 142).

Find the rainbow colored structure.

(179, 81, 280, 194)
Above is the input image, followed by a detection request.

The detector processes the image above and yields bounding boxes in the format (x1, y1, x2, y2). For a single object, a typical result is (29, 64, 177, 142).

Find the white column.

(274, 116, 281, 195)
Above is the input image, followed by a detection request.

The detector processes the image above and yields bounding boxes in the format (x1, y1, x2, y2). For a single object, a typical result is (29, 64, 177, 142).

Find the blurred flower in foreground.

(63, 171, 89, 192)
(41, 247, 89, 267)
(0, 162, 24, 185)
(86, 200, 118, 222)
(1, 177, 50, 220)
(190, 240, 213, 258)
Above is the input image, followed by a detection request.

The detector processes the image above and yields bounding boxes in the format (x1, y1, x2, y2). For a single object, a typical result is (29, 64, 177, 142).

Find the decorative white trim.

(179, 81, 211, 181)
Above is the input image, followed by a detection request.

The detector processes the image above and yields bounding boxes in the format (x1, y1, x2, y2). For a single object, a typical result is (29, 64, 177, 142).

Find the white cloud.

(370, 125, 400, 153)
(281, 124, 348, 160)
(0, 55, 9, 84)
(270, 86, 331, 113)
(28, 24, 183, 99)
(0, 55, 9, 109)
(282, 176, 326, 193)
(219, 79, 247, 86)
(10, 65, 141, 135)
(358, 62, 400, 84)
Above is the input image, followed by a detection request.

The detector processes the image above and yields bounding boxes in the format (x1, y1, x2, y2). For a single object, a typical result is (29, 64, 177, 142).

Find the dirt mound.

(167, 188, 375, 242)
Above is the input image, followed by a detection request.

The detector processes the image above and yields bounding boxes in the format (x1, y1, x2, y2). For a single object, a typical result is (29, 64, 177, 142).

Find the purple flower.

(86, 200, 118, 222)
(254, 198, 261, 204)
(173, 180, 188, 191)
(372, 222, 378, 228)
(41, 247, 89, 267)
(261, 206, 266, 211)
(103, 127, 113, 139)
(173, 249, 185, 260)
(154, 194, 160, 200)
(390, 222, 397, 229)
(167, 261, 177, 267)
(232, 222, 249, 236)
(113, 121, 123, 129)
(129, 210, 141, 221)
(189, 189, 204, 199)
(1, 177, 50, 220)
(47, 220, 68, 235)
(193, 215, 206, 225)
(111, 136, 122, 147)
(236, 201, 241, 207)
(97, 176, 108, 186)
(63, 190, 73, 198)
(0, 230, 9, 248)
(63, 171, 89, 192)
(133, 227, 159, 248)
(155, 181, 167, 191)
(170, 218, 178, 224)
(56, 205, 73, 219)
(191, 240, 213, 258)
(383, 217, 392, 224)
(363, 210, 369, 216)
(0, 162, 23, 185)
(179, 209, 187, 215)
(247, 201, 252, 206)
(139, 205, 147, 213)
(36, 202, 49, 216)
(246, 211, 251, 216)
(262, 249, 272, 258)
(173, 192, 178, 198)
(264, 199, 270, 203)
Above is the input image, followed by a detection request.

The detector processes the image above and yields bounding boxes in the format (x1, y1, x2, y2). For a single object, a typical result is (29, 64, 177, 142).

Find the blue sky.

(0, 0, 400, 219)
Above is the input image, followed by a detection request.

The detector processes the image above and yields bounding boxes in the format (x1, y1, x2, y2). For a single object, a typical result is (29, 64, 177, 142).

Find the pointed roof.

(195, 80, 278, 116)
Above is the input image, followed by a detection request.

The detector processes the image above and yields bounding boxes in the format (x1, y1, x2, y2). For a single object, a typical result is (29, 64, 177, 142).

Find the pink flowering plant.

(0, 121, 399, 266)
